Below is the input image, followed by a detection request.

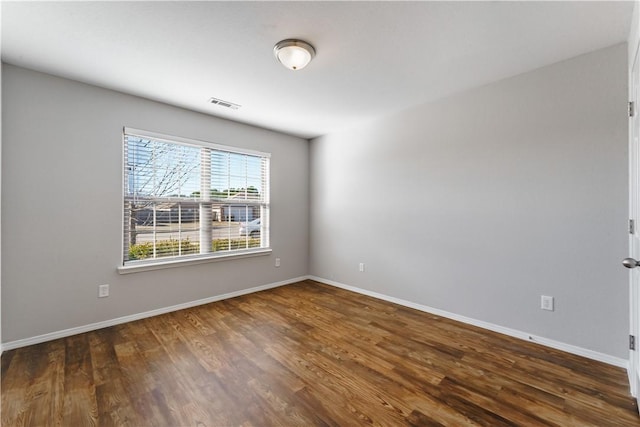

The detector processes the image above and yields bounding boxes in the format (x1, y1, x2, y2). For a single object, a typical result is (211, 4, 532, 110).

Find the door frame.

(629, 41, 640, 400)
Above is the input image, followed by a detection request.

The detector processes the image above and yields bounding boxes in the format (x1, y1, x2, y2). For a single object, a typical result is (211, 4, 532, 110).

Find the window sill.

(117, 248, 272, 274)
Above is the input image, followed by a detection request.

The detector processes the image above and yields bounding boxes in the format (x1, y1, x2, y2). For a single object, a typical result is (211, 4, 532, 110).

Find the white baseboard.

(308, 276, 629, 369)
(1, 276, 308, 352)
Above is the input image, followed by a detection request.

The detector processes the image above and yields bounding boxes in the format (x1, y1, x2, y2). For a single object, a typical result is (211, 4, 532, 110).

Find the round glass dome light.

(274, 39, 316, 71)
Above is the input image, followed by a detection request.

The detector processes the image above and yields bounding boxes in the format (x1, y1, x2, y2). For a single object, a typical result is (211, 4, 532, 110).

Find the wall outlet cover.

(98, 284, 110, 298)
(541, 295, 554, 311)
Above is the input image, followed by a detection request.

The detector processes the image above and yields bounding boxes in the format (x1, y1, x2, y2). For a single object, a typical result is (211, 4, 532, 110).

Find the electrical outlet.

(98, 284, 110, 298)
(541, 295, 554, 311)
(359, 262, 365, 272)
(275, 257, 281, 267)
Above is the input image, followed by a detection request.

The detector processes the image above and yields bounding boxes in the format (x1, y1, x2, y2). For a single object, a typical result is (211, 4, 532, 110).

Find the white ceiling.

(1, 1, 634, 139)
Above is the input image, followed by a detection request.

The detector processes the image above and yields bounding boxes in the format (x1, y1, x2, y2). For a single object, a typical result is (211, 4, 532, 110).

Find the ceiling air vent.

(208, 97, 241, 110)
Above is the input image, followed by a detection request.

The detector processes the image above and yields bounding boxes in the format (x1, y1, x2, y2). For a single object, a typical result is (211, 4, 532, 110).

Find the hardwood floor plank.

(61, 335, 99, 426)
(406, 409, 447, 427)
(437, 376, 551, 427)
(1, 344, 48, 426)
(34, 341, 65, 427)
(2, 280, 638, 426)
(87, 329, 143, 427)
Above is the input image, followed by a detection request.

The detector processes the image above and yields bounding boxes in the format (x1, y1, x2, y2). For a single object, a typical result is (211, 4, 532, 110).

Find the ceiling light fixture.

(273, 39, 315, 71)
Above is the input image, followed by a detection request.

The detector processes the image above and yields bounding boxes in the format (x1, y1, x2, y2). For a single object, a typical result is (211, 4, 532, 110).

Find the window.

(122, 128, 270, 269)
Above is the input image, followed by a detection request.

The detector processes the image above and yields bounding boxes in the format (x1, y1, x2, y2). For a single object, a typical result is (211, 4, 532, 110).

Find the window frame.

(118, 127, 271, 274)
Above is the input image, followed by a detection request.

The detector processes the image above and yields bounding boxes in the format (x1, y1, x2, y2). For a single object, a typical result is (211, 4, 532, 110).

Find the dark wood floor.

(2, 280, 639, 426)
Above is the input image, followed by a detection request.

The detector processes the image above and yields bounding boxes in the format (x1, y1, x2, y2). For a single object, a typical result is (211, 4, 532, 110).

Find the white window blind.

(123, 128, 270, 266)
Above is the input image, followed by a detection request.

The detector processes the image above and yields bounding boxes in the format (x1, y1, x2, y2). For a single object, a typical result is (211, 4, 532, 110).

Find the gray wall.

(310, 44, 629, 358)
(2, 64, 309, 343)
